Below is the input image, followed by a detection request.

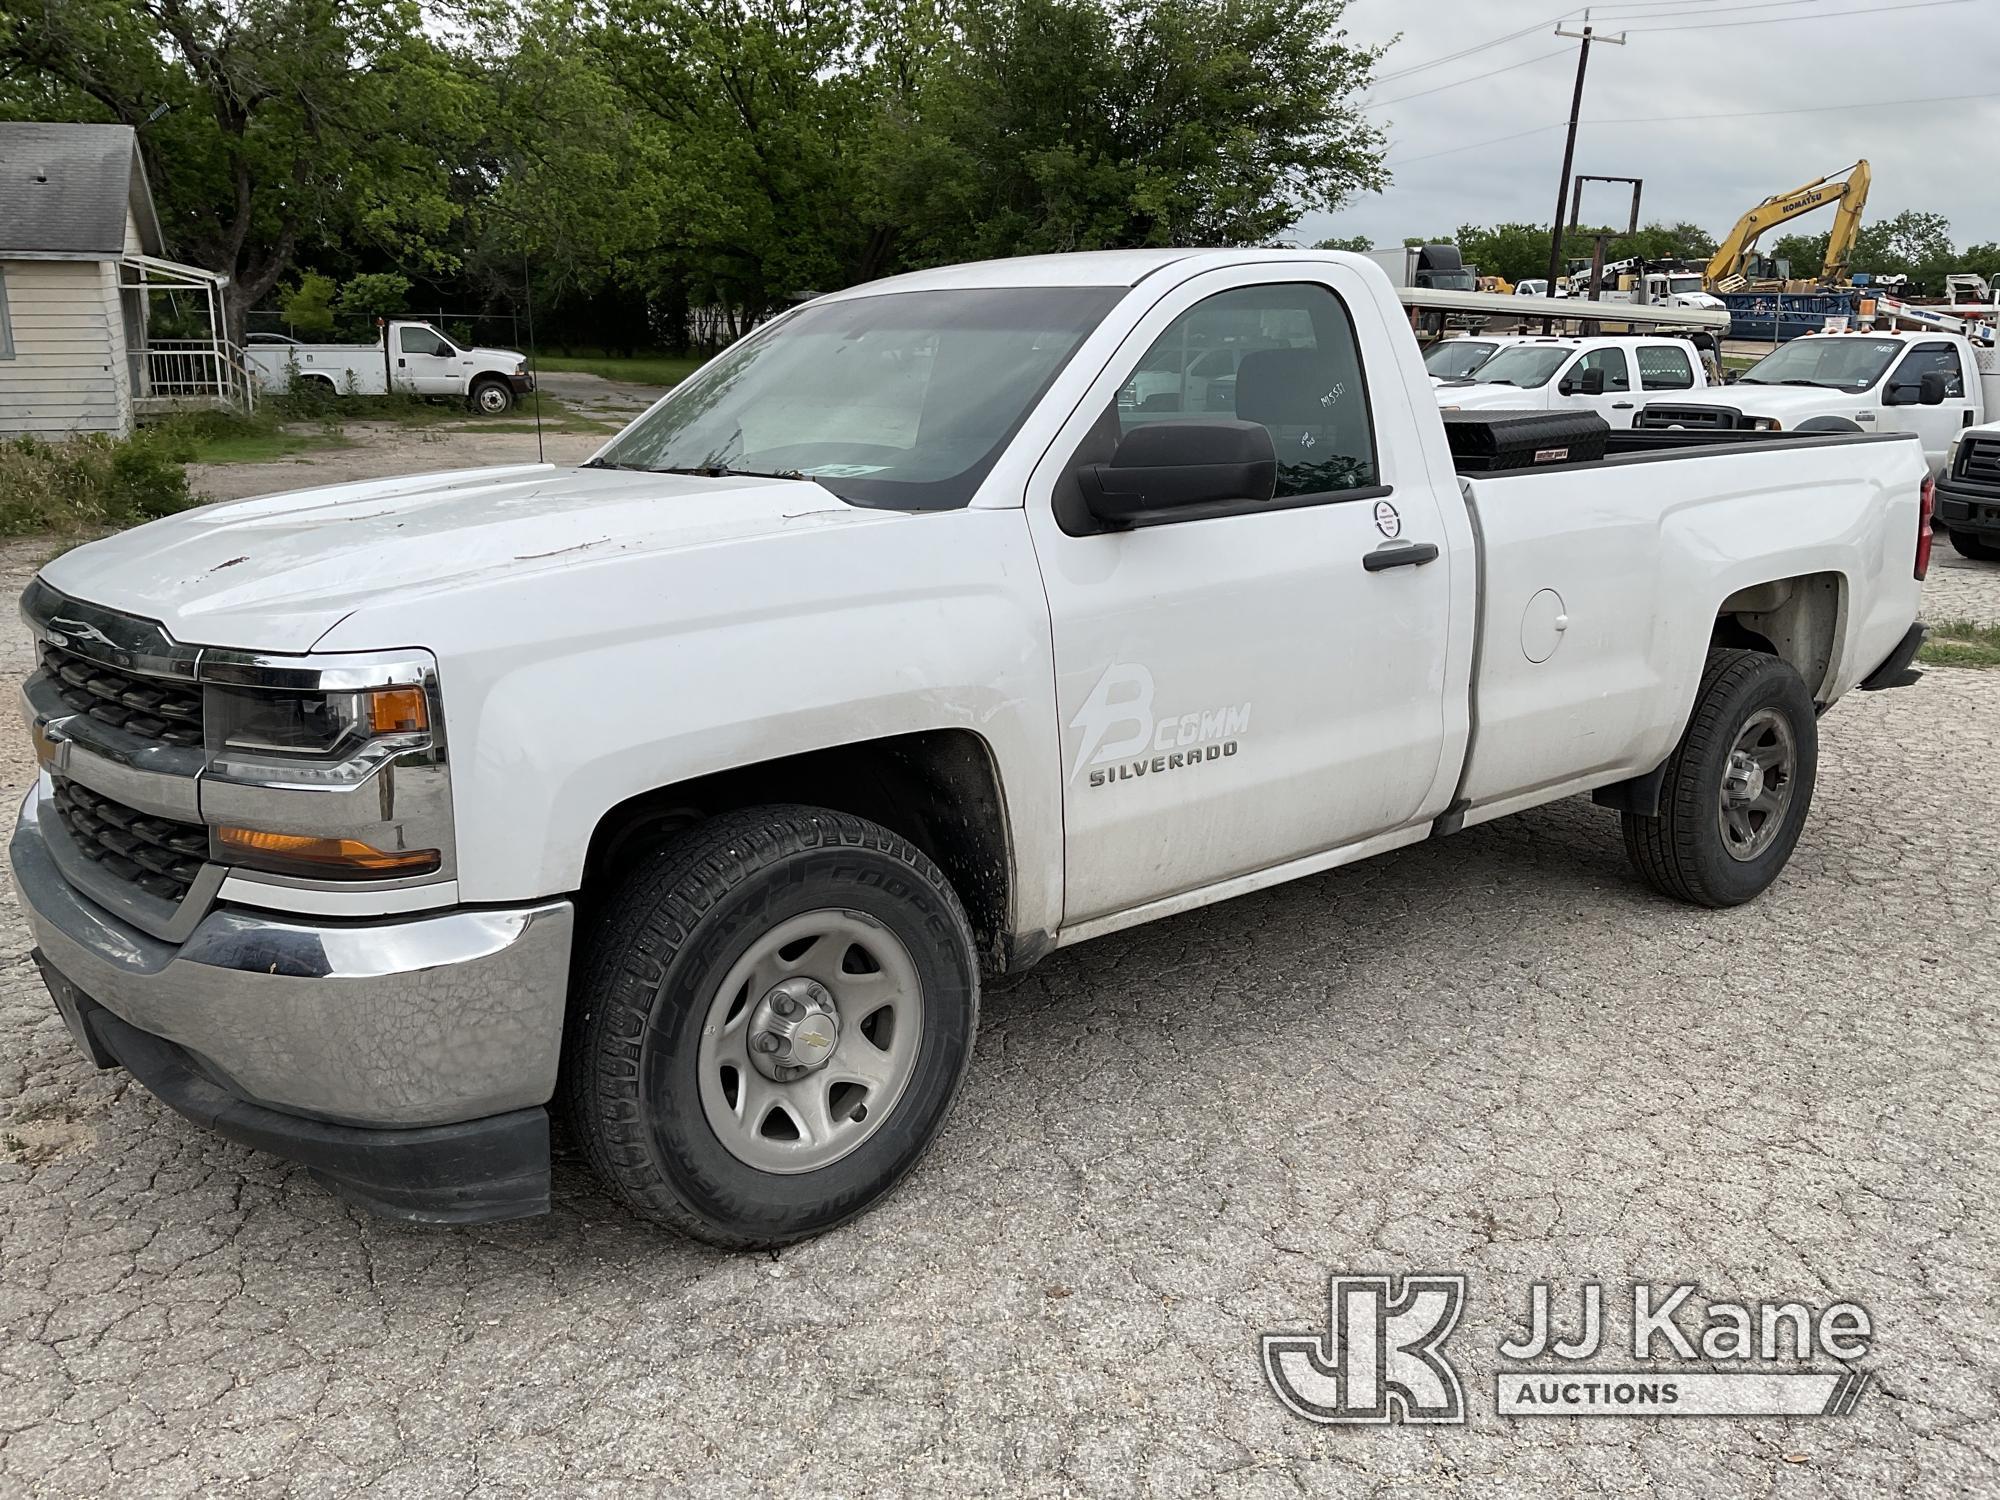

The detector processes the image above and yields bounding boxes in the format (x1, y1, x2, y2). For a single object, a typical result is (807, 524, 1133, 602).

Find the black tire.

(469, 377, 515, 415)
(563, 805, 979, 1247)
(1621, 649, 1818, 908)
(1949, 530, 2000, 561)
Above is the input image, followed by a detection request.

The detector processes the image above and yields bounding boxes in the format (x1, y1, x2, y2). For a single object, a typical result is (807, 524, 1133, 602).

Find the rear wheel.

(469, 377, 515, 415)
(1622, 649, 1818, 908)
(1949, 529, 2000, 561)
(564, 805, 979, 1246)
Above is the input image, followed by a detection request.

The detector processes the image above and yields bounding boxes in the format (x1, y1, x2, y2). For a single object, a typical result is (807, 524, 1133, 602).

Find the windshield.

(1738, 337, 1901, 390)
(1664, 276, 1703, 295)
(1424, 340, 1499, 379)
(593, 287, 1119, 509)
(1467, 345, 1572, 389)
(1419, 271, 1478, 292)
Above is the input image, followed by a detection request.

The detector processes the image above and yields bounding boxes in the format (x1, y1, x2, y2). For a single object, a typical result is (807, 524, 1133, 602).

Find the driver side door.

(1564, 347, 1638, 427)
(1883, 342, 1974, 471)
(1024, 266, 1464, 928)
(395, 325, 462, 396)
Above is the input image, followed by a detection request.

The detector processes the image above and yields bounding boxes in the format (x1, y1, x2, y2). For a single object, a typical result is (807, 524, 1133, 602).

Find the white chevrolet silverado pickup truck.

(11, 250, 1932, 1246)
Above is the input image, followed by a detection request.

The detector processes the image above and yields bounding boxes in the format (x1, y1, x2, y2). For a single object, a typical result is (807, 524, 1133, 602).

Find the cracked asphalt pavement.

(1, 536, 1995, 1497)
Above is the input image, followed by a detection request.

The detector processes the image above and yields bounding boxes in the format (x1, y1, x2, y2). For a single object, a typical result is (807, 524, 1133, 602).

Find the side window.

(1636, 344, 1694, 390)
(1575, 347, 1631, 391)
(399, 326, 447, 357)
(1117, 282, 1377, 498)
(1891, 343, 1964, 398)
(0, 267, 13, 359)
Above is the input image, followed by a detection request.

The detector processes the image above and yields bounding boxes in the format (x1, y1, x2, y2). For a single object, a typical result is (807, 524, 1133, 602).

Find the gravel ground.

(0, 538, 1995, 1498)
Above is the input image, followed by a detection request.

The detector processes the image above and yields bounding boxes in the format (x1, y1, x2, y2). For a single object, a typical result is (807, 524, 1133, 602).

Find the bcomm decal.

(1069, 662, 1250, 788)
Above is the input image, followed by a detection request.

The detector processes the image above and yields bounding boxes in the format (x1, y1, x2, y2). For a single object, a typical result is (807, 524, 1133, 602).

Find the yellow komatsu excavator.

(1704, 161, 1870, 292)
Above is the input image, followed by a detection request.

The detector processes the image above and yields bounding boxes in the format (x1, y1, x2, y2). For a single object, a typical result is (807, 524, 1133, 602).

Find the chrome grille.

(1634, 404, 1739, 432)
(50, 777, 208, 905)
(1958, 436, 2000, 489)
(40, 641, 204, 748)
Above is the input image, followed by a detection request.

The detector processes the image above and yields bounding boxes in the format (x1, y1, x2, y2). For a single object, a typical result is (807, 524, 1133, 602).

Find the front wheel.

(469, 377, 515, 415)
(1621, 649, 1818, 908)
(1949, 530, 2000, 561)
(564, 805, 979, 1246)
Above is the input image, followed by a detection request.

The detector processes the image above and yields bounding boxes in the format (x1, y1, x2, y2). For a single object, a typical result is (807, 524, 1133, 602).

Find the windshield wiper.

(582, 458, 647, 470)
(651, 464, 812, 482)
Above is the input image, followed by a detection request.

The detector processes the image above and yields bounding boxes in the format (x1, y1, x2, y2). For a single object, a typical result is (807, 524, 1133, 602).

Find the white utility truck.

(13, 250, 1930, 1246)
(1637, 328, 1996, 474)
(244, 319, 536, 413)
(1422, 334, 1521, 384)
(1436, 334, 1711, 426)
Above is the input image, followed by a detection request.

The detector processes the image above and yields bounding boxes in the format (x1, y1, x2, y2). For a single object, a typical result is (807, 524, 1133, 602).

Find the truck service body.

(246, 320, 535, 413)
(12, 250, 1930, 1244)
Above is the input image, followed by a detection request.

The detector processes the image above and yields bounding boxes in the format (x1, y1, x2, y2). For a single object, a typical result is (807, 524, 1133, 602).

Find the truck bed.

(1445, 423, 1924, 828)
(1442, 408, 1917, 477)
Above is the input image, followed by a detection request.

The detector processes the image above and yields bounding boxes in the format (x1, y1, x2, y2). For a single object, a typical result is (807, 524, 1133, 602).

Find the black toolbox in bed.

(1441, 410, 1610, 471)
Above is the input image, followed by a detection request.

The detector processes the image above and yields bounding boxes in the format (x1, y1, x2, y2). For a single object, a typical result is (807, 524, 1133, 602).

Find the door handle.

(1612, 401, 1634, 409)
(397, 358, 406, 366)
(1363, 540, 1440, 572)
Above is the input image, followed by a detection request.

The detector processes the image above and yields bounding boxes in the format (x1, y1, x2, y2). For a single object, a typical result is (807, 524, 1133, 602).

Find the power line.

(1384, 87, 2000, 167)
(1364, 48, 1572, 110)
(1627, 0, 1972, 27)
(1368, 0, 1806, 85)
(1366, 3, 1679, 85)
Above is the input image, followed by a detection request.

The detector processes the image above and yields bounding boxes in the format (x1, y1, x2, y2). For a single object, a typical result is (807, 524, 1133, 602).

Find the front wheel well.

(579, 730, 1015, 971)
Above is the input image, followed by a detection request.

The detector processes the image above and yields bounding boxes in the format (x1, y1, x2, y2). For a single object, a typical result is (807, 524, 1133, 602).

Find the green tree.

(1314, 234, 1373, 251)
(0, 0, 485, 339)
(278, 271, 338, 337)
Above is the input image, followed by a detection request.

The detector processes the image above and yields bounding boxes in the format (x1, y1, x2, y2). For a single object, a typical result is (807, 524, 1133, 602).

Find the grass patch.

(535, 353, 707, 388)
(1921, 617, 2000, 669)
(0, 430, 200, 537)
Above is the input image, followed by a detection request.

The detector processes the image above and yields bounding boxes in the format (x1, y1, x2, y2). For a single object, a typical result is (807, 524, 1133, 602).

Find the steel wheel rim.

(476, 385, 508, 413)
(1717, 707, 1796, 862)
(695, 908, 924, 1174)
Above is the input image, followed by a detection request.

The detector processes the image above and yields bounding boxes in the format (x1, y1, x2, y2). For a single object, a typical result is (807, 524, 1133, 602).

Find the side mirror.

(1575, 367, 1608, 397)
(1919, 369, 1950, 406)
(1724, 369, 1741, 385)
(1082, 420, 1277, 524)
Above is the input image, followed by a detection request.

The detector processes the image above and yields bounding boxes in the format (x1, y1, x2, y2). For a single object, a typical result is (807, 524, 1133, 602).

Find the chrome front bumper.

(11, 784, 573, 1130)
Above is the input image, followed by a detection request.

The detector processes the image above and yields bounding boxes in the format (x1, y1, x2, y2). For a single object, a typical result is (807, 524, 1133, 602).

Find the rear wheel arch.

(1714, 571, 1845, 701)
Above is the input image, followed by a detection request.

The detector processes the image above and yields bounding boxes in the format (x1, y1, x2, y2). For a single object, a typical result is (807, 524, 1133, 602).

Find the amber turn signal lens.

(368, 687, 429, 735)
(218, 827, 440, 880)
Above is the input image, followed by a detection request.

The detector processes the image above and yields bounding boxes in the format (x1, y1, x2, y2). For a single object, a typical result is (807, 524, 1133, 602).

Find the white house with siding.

(0, 122, 246, 440)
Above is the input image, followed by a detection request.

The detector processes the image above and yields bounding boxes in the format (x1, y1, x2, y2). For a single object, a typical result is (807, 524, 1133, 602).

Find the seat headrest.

(1234, 346, 1332, 428)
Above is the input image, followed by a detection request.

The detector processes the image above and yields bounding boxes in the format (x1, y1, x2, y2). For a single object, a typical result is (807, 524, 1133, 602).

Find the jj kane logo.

(1069, 663, 1249, 787)
(1262, 1275, 1877, 1425)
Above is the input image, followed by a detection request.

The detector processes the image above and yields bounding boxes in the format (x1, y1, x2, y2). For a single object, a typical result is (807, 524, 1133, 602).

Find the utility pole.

(1545, 13, 1627, 298)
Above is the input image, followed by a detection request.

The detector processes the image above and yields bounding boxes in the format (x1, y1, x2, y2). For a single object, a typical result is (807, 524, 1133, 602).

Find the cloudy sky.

(1294, 0, 2000, 251)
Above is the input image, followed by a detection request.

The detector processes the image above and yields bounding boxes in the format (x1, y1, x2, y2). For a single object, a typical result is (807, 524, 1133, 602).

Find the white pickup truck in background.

(1638, 329, 1995, 473)
(1436, 334, 1711, 425)
(13, 249, 1930, 1247)
(245, 319, 536, 413)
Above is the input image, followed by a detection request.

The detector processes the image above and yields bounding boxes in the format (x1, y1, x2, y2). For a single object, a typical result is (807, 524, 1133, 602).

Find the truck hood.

(37, 464, 891, 653)
(1436, 382, 1550, 409)
(1640, 385, 1861, 419)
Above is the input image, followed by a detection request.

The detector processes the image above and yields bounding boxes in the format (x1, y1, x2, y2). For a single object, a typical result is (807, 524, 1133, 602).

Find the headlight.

(1946, 432, 1963, 475)
(1748, 417, 1783, 431)
(199, 653, 452, 886)
(1440, 405, 1461, 411)
(207, 684, 427, 758)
